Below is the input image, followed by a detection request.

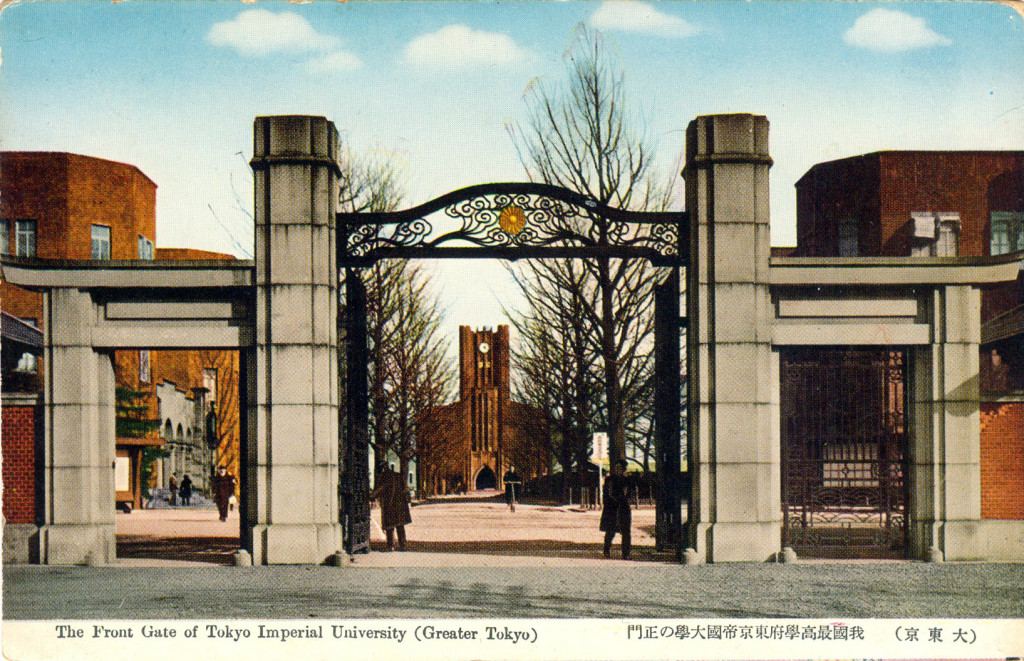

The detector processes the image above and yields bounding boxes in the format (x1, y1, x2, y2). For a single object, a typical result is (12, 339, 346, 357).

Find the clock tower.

(459, 326, 511, 489)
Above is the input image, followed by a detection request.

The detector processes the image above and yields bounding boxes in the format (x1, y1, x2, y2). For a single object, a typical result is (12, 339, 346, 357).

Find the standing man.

(600, 459, 633, 560)
(168, 474, 178, 506)
(179, 474, 193, 506)
(371, 464, 412, 551)
(503, 466, 522, 512)
(212, 465, 237, 522)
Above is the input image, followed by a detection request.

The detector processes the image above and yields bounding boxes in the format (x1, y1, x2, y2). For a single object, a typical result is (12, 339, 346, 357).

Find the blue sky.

(2, 1, 1022, 332)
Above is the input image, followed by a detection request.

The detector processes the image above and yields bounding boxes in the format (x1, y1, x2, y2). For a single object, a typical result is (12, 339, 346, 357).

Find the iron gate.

(780, 347, 908, 558)
(337, 182, 687, 553)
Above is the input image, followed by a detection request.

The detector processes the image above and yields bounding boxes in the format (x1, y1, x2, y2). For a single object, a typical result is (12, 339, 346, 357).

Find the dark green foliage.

(115, 386, 160, 438)
(115, 386, 162, 498)
(139, 447, 168, 499)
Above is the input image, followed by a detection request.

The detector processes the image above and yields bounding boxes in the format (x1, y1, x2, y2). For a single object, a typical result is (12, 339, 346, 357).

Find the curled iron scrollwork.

(341, 185, 683, 264)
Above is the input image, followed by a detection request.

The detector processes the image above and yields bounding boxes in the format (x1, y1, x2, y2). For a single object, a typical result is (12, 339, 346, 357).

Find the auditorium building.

(417, 326, 549, 496)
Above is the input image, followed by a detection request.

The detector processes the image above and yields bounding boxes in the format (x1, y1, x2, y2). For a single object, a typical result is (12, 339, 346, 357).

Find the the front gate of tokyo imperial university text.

(336, 183, 688, 555)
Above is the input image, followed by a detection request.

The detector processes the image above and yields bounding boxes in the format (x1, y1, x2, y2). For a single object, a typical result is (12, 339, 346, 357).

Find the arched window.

(163, 420, 173, 441)
(176, 424, 184, 441)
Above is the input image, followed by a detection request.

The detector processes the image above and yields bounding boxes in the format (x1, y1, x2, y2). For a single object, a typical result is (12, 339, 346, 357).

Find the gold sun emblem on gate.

(498, 205, 526, 235)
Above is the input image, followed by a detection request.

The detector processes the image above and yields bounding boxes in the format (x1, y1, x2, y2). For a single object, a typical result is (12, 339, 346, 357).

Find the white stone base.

(975, 520, 1024, 561)
(692, 521, 782, 562)
(39, 524, 115, 565)
(910, 519, 1024, 562)
(3, 524, 39, 564)
(249, 523, 343, 565)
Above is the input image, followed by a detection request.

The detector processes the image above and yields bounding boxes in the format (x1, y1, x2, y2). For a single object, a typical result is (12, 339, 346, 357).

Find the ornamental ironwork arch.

(337, 182, 687, 266)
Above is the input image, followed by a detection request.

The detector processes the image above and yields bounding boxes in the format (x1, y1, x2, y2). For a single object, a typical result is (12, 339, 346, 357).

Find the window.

(138, 235, 154, 260)
(15, 353, 37, 373)
(91, 225, 111, 259)
(991, 212, 1024, 255)
(139, 350, 151, 383)
(15, 220, 36, 257)
(203, 368, 217, 401)
(934, 213, 960, 257)
(1, 220, 8, 255)
(837, 218, 858, 257)
(910, 212, 960, 257)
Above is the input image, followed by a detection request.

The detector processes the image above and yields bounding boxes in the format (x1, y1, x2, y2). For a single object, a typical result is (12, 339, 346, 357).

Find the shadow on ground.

(371, 539, 666, 561)
(116, 536, 239, 565)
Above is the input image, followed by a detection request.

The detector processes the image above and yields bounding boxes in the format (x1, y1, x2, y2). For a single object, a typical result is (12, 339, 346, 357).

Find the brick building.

(1, 152, 240, 560)
(794, 150, 1024, 526)
(417, 326, 549, 496)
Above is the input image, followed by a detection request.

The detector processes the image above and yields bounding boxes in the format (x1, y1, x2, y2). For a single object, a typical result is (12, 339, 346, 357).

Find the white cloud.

(305, 51, 363, 74)
(844, 9, 952, 52)
(403, 25, 531, 68)
(207, 10, 341, 56)
(590, 2, 701, 38)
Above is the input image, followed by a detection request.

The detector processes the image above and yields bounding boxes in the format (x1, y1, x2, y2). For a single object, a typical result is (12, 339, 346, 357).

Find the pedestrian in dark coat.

(600, 459, 633, 559)
(179, 475, 193, 506)
(503, 466, 522, 512)
(371, 465, 412, 551)
(213, 466, 237, 521)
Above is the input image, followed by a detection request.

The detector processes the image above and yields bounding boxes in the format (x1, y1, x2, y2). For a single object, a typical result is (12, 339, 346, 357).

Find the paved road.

(4, 498, 1024, 619)
(6, 562, 1024, 619)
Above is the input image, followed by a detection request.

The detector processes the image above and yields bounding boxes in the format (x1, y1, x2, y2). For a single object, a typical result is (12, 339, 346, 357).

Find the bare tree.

(335, 141, 455, 496)
(507, 258, 601, 497)
(372, 264, 454, 484)
(509, 26, 677, 465)
(196, 349, 241, 476)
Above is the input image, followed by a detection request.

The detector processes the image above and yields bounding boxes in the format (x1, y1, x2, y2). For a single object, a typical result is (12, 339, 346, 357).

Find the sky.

(2, 0, 1023, 337)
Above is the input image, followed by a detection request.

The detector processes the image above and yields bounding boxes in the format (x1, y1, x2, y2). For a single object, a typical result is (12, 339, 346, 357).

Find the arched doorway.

(475, 465, 497, 491)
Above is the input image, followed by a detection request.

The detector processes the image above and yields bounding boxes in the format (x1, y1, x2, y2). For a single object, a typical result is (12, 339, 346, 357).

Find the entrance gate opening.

(780, 347, 909, 559)
(338, 182, 687, 555)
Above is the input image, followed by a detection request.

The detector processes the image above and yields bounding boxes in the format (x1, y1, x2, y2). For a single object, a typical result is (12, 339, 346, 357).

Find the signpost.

(591, 432, 608, 507)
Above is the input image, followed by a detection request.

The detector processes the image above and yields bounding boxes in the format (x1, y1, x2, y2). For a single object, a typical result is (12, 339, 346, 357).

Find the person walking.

(168, 474, 178, 506)
(503, 466, 522, 512)
(370, 464, 412, 551)
(212, 466, 237, 522)
(600, 459, 633, 560)
(179, 474, 193, 507)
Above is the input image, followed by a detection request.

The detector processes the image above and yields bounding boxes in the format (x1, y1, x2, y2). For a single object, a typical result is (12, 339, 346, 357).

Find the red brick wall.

(1, 152, 158, 261)
(980, 402, 1024, 520)
(2, 404, 37, 524)
(154, 248, 234, 261)
(794, 154, 881, 256)
(879, 152, 1023, 258)
(796, 152, 1024, 259)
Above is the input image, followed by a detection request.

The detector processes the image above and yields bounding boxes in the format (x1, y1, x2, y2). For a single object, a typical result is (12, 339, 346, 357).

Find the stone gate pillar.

(910, 285, 983, 560)
(40, 288, 117, 564)
(249, 115, 342, 564)
(684, 114, 780, 562)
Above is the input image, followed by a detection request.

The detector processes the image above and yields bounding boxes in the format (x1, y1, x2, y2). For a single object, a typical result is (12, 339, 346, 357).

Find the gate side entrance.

(337, 182, 688, 554)
(780, 347, 909, 558)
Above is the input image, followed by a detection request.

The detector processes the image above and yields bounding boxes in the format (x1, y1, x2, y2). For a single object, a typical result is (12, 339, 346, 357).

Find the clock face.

(478, 342, 490, 354)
